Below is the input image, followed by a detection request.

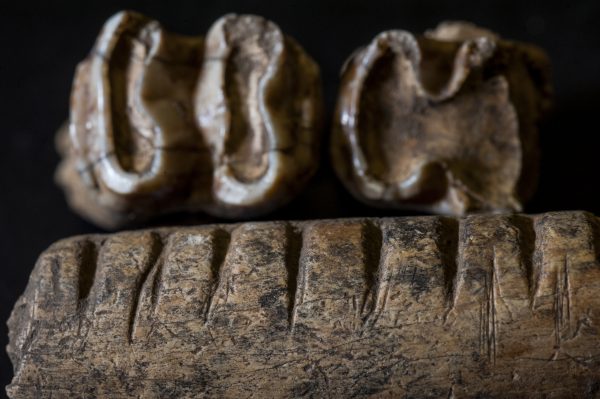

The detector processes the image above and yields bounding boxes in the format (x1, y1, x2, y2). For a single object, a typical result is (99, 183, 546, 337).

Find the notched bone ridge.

(8, 211, 600, 397)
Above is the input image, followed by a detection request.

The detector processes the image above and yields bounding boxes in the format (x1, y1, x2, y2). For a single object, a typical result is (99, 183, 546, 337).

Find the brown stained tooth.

(7, 211, 600, 398)
(331, 21, 553, 216)
(60, 11, 205, 229)
(56, 11, 323, 229)
(196, 15, 323, 216)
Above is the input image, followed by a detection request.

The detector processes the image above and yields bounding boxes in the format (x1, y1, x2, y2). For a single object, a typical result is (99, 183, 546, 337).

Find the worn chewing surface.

(58, 11, 323, 229)
(7, 211, 600, 397)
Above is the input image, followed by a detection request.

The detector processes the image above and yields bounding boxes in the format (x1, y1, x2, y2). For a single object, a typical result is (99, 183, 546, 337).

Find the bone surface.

(7, 211, 600, 398)
(331, 21, 552, 215)
(57, 11, 323, 229)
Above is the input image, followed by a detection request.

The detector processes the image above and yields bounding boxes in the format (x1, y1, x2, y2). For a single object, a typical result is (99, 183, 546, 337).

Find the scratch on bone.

(480, 247, 499, 364)
(552, 256, 572, 359)
(489, 247, 499, 364)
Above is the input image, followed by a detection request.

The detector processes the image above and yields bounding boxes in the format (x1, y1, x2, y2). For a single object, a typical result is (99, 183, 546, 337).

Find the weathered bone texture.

(7, 211, 600, 398)
(56, 11, 323, 229)
(332, 21, 552, 215)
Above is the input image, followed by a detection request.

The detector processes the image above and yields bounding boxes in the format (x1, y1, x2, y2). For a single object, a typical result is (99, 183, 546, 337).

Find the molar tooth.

(332, 21, 552, 216)
(58, 12, 323, 229)
(196, 14, 322, 214)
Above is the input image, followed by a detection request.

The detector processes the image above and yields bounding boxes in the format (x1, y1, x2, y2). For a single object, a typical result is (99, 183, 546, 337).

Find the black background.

(1, 0, 600, 391)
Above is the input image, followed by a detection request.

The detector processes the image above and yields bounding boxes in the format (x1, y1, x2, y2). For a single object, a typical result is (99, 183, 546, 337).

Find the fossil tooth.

(57, 12, 323, 228)
(196, 14, 323, 216)
(69, 11, 204, 195)
(331, 21, 552, 215)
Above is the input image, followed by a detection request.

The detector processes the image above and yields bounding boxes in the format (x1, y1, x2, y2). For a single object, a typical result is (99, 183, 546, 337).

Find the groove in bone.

(7, 212, 600, 397)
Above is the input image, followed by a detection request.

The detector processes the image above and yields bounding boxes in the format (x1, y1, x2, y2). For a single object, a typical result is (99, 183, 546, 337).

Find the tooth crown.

(332, 21, 552, 215)
(57, 11, 323, 229)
